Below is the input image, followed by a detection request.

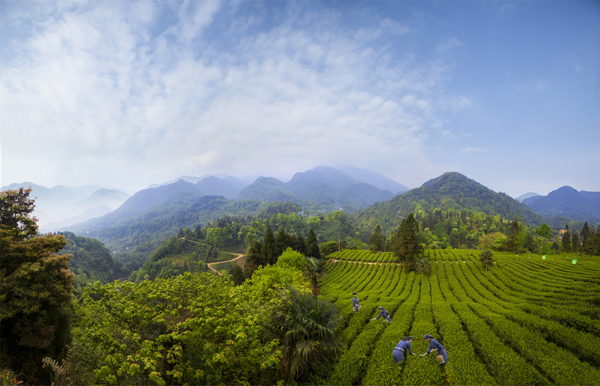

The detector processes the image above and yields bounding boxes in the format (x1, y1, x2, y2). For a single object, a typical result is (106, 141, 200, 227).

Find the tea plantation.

(321, 250, 600, 386)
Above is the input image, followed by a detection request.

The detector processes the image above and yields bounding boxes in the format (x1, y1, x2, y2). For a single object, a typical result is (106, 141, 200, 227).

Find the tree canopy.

(1, 188, 73, 384)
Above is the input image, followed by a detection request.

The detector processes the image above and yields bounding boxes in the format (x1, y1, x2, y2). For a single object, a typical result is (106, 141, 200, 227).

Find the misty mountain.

(522, 186, 600, 224)
(40, 205, 115, 232)
(195, 176, 249, 200)
(515, 192, 540, 202)
(353, 172, 546, 233)
(71, 189, 130, 213)
(1, 182, 114, 225)
(237, 177, 296, 201)
(148, 175, 226, 188)
(148, 174, 254, 189)
(68, 180, 204, 232)
(335, 165, 410, 194)
(237, 166, 395, 211)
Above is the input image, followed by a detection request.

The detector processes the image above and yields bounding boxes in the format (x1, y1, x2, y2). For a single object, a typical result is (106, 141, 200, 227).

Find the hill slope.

(354, 172, 546, 232)
(523, 186, 600, 224)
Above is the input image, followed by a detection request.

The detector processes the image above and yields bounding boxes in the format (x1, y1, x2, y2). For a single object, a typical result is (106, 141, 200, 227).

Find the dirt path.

(207, 253, 246, 275)
(181, 237, 245, 275)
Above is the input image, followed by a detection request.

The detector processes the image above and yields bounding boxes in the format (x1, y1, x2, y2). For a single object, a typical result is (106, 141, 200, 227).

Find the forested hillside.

(353, 172, 546, 235)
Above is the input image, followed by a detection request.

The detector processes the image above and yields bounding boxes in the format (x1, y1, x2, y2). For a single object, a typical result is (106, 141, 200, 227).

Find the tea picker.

(371, 306, 392, 322)
(393, 336, 416, 363)
(420, 334, 448, 366)
(352, 292, 361, 312)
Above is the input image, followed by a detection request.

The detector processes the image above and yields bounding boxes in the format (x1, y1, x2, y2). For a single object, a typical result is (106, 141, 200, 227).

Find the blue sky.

(1, 0, 598, 198)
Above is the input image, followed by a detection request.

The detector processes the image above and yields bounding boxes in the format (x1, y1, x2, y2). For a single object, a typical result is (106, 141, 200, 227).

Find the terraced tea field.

(321, 250, 600, 386)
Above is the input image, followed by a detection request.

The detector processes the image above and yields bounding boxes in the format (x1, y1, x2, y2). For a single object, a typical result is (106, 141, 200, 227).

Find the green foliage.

(73, 273, 282, 385)
(305, 227, 321, 258)
(261, 225, 277, 265)
(230, 265, 245, 285)
(369, 224, 385, 252)
(305, 257, 326, 295)
(134, 236, 216, 281)
(319, 240, 340, 256)
(1, 188, 74, 384)
(276, 248, 308, 272)
(391, 214, 423, 268)
(59, 232, 125, 284)
(279, 288, 343, 382)
(415, 258, 431, 276)
(562, 224, 572, 252)
(479, 249, 494, 273)
(248, 265, 311, 298)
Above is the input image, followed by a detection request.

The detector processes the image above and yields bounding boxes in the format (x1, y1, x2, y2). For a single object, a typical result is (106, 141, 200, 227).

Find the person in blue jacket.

(393, 336, 415, 363)
(352, 292, 360, 312)
(420, 334, 448, 366)
(371, 306, 392, 322)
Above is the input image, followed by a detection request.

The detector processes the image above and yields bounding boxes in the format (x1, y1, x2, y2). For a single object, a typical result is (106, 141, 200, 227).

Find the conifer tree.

(275, 227, 290, 257)
(571, 232, 579, 253)
(305, 227, 321, 259)
(391, 214, 423, 270)
(580, 222, 591, 255)
(369, 224, 385, 252)
(562, 224, 571, 253)
(243, 238, 263, 278)
(294, 235, 306, 255)
(231, 264, 245, 285)
(261, 225, 277, 265)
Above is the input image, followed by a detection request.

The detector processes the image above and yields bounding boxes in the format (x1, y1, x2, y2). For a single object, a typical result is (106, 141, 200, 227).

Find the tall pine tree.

(369, 224, 385, 252)
(261, 225, 277, 265)
(243, 238, 263, 278)
(293, 235, 306, 255)
(562, 224, 571, 253)
(391, 214, 423, 269)
(571, 232, 580, 253)
(275, 227, 290, 257)
(305, 227, 321, 259)
(580, 222, 591, 255)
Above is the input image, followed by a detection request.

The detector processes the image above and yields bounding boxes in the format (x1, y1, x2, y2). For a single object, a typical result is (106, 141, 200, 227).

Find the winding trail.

(181, 237, 245, 275)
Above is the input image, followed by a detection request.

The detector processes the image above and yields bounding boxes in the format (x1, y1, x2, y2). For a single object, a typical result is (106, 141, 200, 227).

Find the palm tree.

(305, 257, 326, 296)
(479, 249, 494, 273)
(280, 288, 342, 382)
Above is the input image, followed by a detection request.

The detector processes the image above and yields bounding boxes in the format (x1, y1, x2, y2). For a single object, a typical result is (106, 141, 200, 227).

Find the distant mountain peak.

(421, 172, 475, 188)
(515, 192, 540, 203)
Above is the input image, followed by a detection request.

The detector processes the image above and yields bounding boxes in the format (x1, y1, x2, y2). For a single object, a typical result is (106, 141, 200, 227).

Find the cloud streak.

(3, 1, 466, 190)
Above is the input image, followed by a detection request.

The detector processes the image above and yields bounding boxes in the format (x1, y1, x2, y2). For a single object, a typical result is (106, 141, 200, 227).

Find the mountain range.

(522, 186, 600, 224)
(6, 167, 599, 245)
(237, 166, 403, 211)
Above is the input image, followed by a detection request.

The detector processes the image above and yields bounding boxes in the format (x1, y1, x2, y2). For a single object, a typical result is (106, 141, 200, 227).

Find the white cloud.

(1, 1, 464, 190)
(435, 37, 461, 54)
